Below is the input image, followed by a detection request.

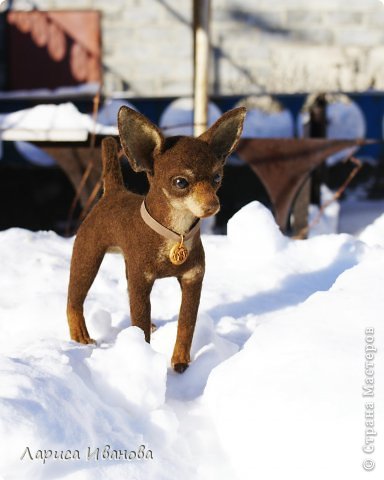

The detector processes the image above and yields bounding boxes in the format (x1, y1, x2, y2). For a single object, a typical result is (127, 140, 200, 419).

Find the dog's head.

(118, 106, 246, 219)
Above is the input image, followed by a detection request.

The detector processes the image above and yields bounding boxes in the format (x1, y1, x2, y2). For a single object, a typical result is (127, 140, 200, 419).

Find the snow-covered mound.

(227, 201, 288, 260)
(359, 212, 384, 247)
(0, 202, 383, 480)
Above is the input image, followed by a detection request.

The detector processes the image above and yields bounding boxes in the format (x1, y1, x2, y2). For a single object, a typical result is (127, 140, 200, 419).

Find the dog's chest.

(157, 235, 196, 262)
(157, 239, 176, 264)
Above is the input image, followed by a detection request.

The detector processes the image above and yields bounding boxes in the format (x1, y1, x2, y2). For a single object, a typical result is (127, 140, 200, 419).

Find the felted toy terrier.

(67, 106, 246, 373)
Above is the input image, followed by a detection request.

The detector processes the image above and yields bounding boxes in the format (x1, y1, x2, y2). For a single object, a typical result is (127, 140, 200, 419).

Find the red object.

(6, 10, 101, 90)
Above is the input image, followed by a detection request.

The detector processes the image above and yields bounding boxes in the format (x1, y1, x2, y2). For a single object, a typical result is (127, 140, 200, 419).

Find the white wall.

(2, 0, 384, 96)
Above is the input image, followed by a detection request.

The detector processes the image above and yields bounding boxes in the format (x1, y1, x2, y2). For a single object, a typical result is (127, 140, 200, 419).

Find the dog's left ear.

(199, 107, 246, 162)
(118, 106, 164, 174)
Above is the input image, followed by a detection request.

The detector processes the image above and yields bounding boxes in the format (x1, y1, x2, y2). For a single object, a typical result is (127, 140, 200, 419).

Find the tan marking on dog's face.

(184, 195, 207, 218)
(163, 181, 220, 219)
(187, 182, 220, 218)
(179, 168, 195, 180)
(162, 188, 197, 234)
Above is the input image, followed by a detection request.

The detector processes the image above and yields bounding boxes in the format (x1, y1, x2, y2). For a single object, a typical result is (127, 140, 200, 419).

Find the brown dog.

(67, 106, 246, 373)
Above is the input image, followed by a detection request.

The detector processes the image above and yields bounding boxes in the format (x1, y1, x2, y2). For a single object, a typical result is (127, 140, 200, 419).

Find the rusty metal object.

(292, 93, 328, 236)
(37, 136, 372, 236)
(65, 91, 101, 232)
(40, 146, 102, 206)
(236, 138, 370, 233)
(39, 145, 103, 235)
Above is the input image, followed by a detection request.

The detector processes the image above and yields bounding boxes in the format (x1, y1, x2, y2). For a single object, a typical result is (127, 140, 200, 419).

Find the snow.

(0, 103, 90, 142)
(0, 201, 383, 480)
(241, 108, 294, 138)
(307, 184, 341, 237)
(359, 212, 384, 247)
(227, 201, 288, 259)
(339, 198, 384, 236)
(204, 249, 384, 480)
(0, 83, 100, 100)
(159, 97, 222, 137)
(0, 100, 132, 165)
(86, 327, 167, 412)
(0, 101, 121, 144)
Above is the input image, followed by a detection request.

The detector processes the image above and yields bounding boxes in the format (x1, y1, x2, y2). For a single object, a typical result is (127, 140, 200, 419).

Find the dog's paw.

(81, 337, 97, 346)
(173, 363, 189, 374)
(71, 332, 96, 346)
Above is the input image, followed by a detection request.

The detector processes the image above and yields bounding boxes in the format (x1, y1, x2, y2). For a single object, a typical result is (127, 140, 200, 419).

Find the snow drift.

(0, 201, 383, 480)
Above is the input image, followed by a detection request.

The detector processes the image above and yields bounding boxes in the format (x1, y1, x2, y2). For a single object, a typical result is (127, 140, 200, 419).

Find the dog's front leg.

(127, 271, 154, 343)
(172, 270, 204, 373)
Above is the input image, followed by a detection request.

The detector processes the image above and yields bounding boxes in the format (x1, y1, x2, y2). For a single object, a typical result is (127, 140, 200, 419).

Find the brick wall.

(2, 0, 384, 96)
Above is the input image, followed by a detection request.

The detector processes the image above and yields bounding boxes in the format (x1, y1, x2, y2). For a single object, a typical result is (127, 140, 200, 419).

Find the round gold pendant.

(169, 242, 189, 265)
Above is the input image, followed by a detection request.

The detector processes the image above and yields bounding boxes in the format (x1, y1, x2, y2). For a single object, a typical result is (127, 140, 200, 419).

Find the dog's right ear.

(199, 107, 246, 163)
(118, 106, 164, 174)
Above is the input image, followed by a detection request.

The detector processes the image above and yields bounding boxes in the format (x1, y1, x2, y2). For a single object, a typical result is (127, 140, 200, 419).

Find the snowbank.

(227, 201, 288, 261)
(0, 202, 383, 479)
(204, 249, 384, 480)
(359, 212, 384, 247)
(87, 327, 167, 412)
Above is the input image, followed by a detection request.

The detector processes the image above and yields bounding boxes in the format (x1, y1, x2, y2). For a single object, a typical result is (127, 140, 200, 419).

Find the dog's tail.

(101, 137, 125, 195)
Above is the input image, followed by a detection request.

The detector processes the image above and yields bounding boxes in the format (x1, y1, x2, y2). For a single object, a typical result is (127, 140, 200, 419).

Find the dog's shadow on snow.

(165, 243, 361, 402)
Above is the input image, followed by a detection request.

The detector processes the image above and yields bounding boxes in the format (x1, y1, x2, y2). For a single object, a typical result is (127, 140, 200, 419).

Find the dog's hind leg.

(125, 261, 154, 343)
(67, 234, 105, 344)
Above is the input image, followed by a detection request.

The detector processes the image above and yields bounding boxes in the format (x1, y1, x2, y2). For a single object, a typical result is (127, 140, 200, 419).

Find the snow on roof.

(0, 103, 93, 141)
(0, 100, 125, 163)
(2, 102, 123, 141)
(0, 83, 100, 100)
(159, 97, 222, 137)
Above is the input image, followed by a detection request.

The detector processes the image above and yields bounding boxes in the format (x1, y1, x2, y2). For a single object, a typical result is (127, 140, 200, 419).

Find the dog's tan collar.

(140, 201, 201, 265)
(140, 201, 201, 241)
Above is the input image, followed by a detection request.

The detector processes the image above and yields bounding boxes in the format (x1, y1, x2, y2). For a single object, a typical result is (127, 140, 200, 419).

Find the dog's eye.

(173, 177, 189, 189)
(213, 173, 222, 184)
